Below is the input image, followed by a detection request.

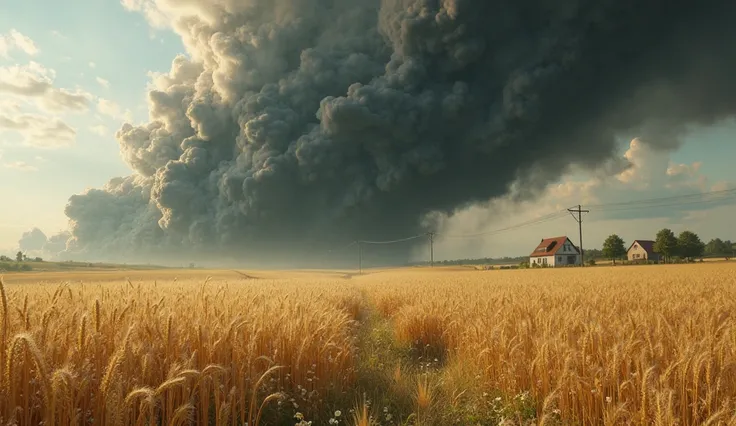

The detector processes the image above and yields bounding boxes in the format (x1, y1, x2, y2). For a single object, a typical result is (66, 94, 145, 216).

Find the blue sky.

(0, 0, 183, 250)
(0, 0, 735, 257)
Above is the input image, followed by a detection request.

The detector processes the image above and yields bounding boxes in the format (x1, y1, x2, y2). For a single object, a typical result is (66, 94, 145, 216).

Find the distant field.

(592, 257, 733, 266)
(1, 263, 735, 425)
(0, 259, 173, 275)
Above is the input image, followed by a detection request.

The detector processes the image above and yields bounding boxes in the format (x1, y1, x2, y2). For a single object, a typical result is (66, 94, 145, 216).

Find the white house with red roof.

(529, 236, 581, 267)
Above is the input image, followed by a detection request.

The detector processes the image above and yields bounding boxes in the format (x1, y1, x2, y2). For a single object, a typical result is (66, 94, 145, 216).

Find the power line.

(586, 188, 736, 209)
(437, 209, 570, 239)
(358, 234, 426, 245)
(592, 196, 736, 213)
(338, 241, 358, 250)
(325, 186, 736, 269)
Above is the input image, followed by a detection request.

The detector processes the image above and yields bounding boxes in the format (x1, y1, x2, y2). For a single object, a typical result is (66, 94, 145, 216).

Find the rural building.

(627, 240, 661, 262)
(529, 236, 581, 267)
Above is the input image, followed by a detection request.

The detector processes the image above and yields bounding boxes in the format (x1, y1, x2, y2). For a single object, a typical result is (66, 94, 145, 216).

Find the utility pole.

(568, 205, 589, 266)
(427, 232, 435, 267)
(358, 241, 363, 274)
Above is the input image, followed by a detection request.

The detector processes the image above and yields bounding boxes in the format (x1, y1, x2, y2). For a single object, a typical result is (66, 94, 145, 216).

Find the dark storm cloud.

(63, 0, 736, 265)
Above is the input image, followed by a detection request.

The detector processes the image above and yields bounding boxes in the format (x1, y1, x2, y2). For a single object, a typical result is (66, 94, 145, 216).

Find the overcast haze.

(1, 0, 735, 266)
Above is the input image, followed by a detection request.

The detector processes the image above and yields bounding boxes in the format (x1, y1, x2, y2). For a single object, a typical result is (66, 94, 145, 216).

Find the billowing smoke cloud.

(64, 0, 736, 266)
(42, 231, 72, 257)
(16, 228, 72, 259)
(18, 227, 47, 252)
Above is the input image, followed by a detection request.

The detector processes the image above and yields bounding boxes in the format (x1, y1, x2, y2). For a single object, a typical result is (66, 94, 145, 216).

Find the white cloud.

(0, 62, 53, 95)
(0, 60, 89, 151)
(89, 62, 96, 69)
(429, 139, 735, 259)
(4, 161, 38, 172)
(43, 88, 93, 112)
(711, 181, 735, 192)
(667, 161, 701, 177)
(0, 98, 21, 114)
(120, 0, 172, 29)
(10, 31, 38, 56)
(0, 62, 93, 112)
(97, 98, 133, 122)
(97, 98, 121, 118)
(96, 77, 110, 88)
(0, 29, 38, 58)
(0, 112, 76, 149)
(89, 124, 108, 136)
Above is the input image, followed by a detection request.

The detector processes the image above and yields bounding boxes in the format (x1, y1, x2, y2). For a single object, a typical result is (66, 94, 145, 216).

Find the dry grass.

(1, 263, 736, 425)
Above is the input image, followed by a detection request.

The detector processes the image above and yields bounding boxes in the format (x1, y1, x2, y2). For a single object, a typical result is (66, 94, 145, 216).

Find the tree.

(654, 228, 678, 263)
(678, 230, 705, 260)
(602, 234, 627, 264)
(16, 251, 23, 262)
(705, 238, 734, 258)
(706, 238, 733, 256)
(705, 238, 726, 256)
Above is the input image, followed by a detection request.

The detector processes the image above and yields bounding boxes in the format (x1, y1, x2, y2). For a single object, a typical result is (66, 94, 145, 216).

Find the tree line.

(0, 252, 45, 272)
(0, 252, 43, 262)
(600, 229, 734, 264)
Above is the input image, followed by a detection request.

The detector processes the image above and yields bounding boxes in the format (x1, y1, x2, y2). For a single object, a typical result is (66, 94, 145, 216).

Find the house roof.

(530, 236, 579, 257)
(627, 240, 656, 254)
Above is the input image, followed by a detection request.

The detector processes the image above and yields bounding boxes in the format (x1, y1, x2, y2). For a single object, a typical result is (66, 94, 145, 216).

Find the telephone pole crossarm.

(567, 205, 590, 266)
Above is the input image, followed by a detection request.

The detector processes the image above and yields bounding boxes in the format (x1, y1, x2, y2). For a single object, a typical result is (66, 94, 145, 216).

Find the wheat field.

(1, 263, 735, 425)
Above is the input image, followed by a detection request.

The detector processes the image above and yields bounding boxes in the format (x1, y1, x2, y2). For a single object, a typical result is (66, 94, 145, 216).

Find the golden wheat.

(363, 264, 736, 425)
(0, 263, 735, 425)
(0, 274, 360, 425)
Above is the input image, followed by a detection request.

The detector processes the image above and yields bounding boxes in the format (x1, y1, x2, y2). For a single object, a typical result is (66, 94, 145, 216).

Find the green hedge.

(0, 262, 32, 272)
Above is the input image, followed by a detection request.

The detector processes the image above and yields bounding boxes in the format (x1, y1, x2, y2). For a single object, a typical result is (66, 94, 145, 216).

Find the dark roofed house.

(529, 236, 581, 267)
(627, 240, 661, 262)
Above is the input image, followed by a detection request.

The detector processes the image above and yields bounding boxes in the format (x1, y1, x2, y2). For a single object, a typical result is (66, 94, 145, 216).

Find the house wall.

(553, 252, 581, 266)
(530, 254, 582, 267)
(530, 255, 555, 266)
(627, 244, 660, 261)
(553, 238, 582, 266)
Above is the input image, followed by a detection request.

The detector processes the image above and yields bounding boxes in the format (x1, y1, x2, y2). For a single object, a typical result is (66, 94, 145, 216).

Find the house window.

(558, 256, 562, 262)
